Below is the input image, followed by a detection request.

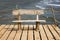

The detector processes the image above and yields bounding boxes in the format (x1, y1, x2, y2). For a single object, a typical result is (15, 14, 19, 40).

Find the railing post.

(51, 7, 58, 25)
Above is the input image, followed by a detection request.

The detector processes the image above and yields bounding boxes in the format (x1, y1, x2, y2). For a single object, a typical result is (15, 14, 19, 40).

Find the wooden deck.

(0, 24, 60, 40)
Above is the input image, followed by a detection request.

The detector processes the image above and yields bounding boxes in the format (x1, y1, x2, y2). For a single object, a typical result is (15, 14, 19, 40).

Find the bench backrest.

(12, 9, 44, 15)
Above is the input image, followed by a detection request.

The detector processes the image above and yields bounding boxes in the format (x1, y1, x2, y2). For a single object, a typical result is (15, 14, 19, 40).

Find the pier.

(0, 24, 60, 40)
(0, 6, 60, 40)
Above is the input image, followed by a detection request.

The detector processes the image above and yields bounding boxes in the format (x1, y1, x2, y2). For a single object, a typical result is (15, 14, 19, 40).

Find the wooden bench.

(12, 20, 46, 30)
(12, 9, 45, 30)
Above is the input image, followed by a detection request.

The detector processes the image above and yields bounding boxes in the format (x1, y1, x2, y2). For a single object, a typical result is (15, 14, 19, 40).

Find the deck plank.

(0, 25, 6, 31)
(39, 25, 47, 40)
(0, 24, 60, 40)
(24, 25, 28, 30)
(21, 25, 28, 40)
(0, 24, 14, 40)
(7, 24, 16, 40)
(52, 25, 60, 36)
(29, 25, 33, 30)
(14, 30, 22, 40)
(0, 25, 10, 38)
(34, 31, 40, 40)
(43, 25, 55, 40)
(21, 25, 24, 29)
(34, 25, 40, 40)
(14, 25, 23, 40)
(28, 25, 33, 40)
(48, 25, 60, 40)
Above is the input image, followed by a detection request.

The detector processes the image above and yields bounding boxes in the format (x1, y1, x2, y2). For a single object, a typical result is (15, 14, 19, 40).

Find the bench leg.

(36, 22, 40, 30)
(18, 23, 21, 30)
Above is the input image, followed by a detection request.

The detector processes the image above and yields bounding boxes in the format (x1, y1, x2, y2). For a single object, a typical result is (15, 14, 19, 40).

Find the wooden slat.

(23, 25, 28, 30)
(0, 24, 14, 40)
(21, 25, 28, 40)
(52, 25, 60, 36)
(48, 25, 60, 40)
(7, 24, 16, 40)
(0, 24, 6, 31)
(21, 25, 24, 29)
(28, 30, 33, 40)
(34, 25, 40, 40)
(12, 9, 44, 15)
(0, 25, 9, 38)
(34, 31, 40, 40)
(29, 25, 33, 30)
(43, 25, 55, 40)
(14, 30, 22, 40)
(14, 25, 23, 40)
(39, 25, 47, 40)
(13, 24, 18, 30)
(0, 24, 60, 40)
(28, 25, 33, 40)
(12, 20, 46, 22)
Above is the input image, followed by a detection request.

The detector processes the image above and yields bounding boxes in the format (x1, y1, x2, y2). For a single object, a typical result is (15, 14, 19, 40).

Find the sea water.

(0, 0, 60, 24)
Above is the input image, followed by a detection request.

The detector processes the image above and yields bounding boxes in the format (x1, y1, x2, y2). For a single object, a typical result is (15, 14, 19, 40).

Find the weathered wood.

(28, 30, 33, 40)
(29, 25, 33, 30)
(23, 25, 28, 30)
(14, 25, 23, 40)
(7, 25, 16, 40)
(34, 30, 40, 40)
(39, 25, 47, 40)
(52, 25, 60, 36)
(21, 25, 24, 29)
(0, 25, 9, 38)
(12, 9, 44, 15)
(43, 25, 55, 40)
(0, 25, 14, 40)
(0, 25, 6, 31)
(13, 24, 18, 30)
(14, 30, 22, 40)
(48, 25, 60, 40)
(21, 25, 28, 40)
(0, 24, 60, 40)
(28, 25, 33, 40)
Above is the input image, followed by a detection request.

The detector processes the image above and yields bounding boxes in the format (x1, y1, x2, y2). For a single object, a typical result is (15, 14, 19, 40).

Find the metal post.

(36, 21, 40, 30)
(36, 15, 39, 21)
(36, 14, 40, 30)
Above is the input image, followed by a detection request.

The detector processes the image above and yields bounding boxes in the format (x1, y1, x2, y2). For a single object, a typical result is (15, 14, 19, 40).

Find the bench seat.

(12, 20, 46, 23)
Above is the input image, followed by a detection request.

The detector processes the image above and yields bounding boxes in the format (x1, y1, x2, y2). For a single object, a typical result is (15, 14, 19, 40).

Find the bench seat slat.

(12, 20, 46, 22)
